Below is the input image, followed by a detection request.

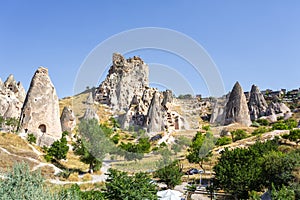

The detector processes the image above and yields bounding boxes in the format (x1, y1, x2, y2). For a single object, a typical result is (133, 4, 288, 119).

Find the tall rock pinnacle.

(95, 53, 149, 112)
(248, 84, 268, 121)
(19, 67, 62, 146)
(224, 82, 252, 126)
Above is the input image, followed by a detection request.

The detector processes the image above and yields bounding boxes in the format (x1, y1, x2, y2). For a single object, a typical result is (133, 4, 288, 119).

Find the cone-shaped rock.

(19, 67, 62, 146)
(81, 107, 99, 121)
(224, 82, 251, 126)
(248, 85, 268, 121)
(146, 91, 165, 133)
(85, 92, 94, 105)
(60, 106, 76, 133)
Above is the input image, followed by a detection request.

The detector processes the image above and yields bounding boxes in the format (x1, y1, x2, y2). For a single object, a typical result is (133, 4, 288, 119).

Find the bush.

(44, 131, 69, 162)
(216, 137, 232, 146)
(252, 127, 270, 136)
(27, 133, 37, 144)
(232, 129, 248, 142)
(272, 119, 298, 130)
(282, 129, 300, 142)
(202, 125, 210, 131)
(256, 118, 270, 126)
(0, 162, 76, 200)
(111, 134, 120, 144)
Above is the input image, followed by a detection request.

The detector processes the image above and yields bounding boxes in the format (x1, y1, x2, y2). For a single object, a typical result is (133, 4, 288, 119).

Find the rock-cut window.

(38, 124, 46, 133)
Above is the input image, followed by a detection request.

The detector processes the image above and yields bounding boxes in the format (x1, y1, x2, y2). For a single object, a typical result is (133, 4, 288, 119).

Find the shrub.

(202, 125, 210, 131)
(232, 129, 248, 142)
(216, 137, 232, 146)
(0, 162, 76, 200)
(256, 118, 270, 126)
(27, 133, 37, 144)
(44, 131, 69, 162)
(252, 127, 270, 136)
(111, 134, 120, 144)
(282, 129, 300, 142)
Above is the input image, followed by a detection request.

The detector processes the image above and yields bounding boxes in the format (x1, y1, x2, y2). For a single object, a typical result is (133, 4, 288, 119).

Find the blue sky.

(1, 1, 300, 98)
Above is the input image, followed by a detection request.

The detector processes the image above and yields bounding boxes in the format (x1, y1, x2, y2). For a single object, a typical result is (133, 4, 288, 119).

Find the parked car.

(185, 168, 199, 175)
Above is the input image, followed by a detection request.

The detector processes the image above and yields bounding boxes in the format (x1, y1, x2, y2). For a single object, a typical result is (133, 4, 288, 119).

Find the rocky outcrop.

(96, 53, 187, 133)
(19, 67, 62, 146)
(266, 102, 291, 115)
(224, 82, 252, 126)
(81, 107, 99, 121)
(95, 53, 149, 112)
(210, 94, 229, 125)
(85, 92, 94, 105)
(0, 75, 26, 119)
(60, 106, 76, 133)
(248, 85, 268, 121)
(145, 91, 165, 133)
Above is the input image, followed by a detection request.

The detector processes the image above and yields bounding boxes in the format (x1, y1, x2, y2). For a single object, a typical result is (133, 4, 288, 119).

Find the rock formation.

(81, 107, 99, 121)
(224, 82, 252, 126)
(60, 106, 76, 133)
(85, 92, 94, 105)
(210, 94, 229, 125)
(0, 75, 26, 119)
(95, 53, 149, 112)
(145, 91, 165, 133)
(248, 85, 268, 121)
(266, 102, 291, 115)
(19, 67, 62, 146)
(95, 53, 187, 133)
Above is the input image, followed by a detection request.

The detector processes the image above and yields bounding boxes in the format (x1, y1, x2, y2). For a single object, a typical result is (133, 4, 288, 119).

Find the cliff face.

(19, 67, 62, 146)
(224, 82, 252, 126)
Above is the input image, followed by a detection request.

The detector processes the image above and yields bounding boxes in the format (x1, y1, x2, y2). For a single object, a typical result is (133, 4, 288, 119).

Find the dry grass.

(0, 133, 41, 171)
(82, 173, 93, 182)
(58, 151, 89, 172)
(68, 172, 79, 182)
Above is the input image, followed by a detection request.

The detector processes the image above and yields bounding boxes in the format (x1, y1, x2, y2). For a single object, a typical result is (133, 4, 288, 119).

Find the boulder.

(60, 106, 76, 133)
(224, 82, 252, 126)
(248, 85, 268, 121)
(19, 67, 62, 146)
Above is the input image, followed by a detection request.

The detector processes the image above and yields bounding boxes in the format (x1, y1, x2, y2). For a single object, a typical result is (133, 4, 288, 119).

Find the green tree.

(186, 131, 214, 172)
(44, 131, 69, 162)
(73, 119, 113, 173)
(213, 139, 281, 199)
(154, 160, 183, 189)
(104, 169, 158, 200)
(119, 137, 151, 161)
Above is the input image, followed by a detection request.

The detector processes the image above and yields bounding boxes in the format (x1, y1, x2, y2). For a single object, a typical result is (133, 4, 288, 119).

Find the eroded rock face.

(95, 53, 149, 112)
(248, 85, 268, 121)
(60, 106, 76, 133)
(210, 94, 229, 125)
(145, 91, 165, 133)
(19, 67, 62, 146)
(0, 75, 26, 119)
(224, 82, 252, 126)
(81, 107, 99, 121)
(95, 53, 186, 133)
(266, 102, 291, 115)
